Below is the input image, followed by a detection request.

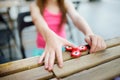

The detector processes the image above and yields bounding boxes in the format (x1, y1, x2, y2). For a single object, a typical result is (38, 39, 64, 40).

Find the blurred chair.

(0, 14, 15, 60)
(17, 11, 34, 58)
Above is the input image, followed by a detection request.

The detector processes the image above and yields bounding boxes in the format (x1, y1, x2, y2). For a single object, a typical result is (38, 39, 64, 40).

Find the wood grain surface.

(63, 58, 120, 80)
(0, 66, 53, 80)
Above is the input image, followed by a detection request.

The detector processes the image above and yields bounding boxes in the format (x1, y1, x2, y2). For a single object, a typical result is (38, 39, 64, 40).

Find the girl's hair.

(36, 0, 67, 27)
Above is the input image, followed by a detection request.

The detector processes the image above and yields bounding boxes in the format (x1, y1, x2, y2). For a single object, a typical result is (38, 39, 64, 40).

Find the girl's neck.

(46, 0, 57, 6)
(45, 0, 60, 14)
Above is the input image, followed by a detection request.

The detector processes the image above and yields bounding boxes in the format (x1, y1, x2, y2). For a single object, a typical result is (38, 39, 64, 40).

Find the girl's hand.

(85, 34, 106, 53)
(38, 34, 74, 71)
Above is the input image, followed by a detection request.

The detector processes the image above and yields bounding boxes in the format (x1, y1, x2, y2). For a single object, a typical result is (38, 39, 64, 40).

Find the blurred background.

(0, 0, 120, 64)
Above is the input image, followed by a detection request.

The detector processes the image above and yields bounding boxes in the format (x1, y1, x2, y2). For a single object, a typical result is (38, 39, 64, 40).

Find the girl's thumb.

(85, 36, 91, 46)
(63, 40, 75, 47)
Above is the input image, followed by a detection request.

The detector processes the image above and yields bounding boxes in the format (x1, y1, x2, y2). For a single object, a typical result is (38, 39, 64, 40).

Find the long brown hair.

(36, 0, 67, 27)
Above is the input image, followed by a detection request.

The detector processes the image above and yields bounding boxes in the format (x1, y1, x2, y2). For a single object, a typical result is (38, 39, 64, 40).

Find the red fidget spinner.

(65, 45, 89, 58)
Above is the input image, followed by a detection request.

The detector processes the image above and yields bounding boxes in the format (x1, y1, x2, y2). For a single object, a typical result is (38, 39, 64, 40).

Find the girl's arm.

(30, 2, 54, 41)
(30, 2, 74, 71)
(64, 0, 106, 53)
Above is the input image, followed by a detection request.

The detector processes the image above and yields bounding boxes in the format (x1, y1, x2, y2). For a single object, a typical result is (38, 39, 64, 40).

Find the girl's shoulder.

(64, 0, 73, 7)
(30, 2, 40, 12)
(30, 2, 37, 8)
(64, 0, 74, 12)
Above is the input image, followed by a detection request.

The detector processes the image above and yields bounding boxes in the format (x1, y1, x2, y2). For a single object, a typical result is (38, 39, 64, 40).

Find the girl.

(30, 0, 106, 71)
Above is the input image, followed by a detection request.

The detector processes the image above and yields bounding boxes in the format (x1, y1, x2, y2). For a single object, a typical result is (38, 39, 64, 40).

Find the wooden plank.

(0, 66, 53, 80)
(0, 56, 40, 77)
(0, 37, 120, 77)
(53, 45, 120, 78)
(106, 37, 120, 48)
(64, 58, 120, 80)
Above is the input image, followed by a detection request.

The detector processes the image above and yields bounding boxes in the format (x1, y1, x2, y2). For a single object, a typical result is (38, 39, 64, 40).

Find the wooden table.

(0, 37, 120, 80)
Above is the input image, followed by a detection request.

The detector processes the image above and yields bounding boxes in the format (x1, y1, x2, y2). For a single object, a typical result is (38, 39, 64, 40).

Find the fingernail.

(38, 61, 41, 64)
(48, 68, 52, 72)
(45, 65, 48, 69)
(59, 64, 63, 68)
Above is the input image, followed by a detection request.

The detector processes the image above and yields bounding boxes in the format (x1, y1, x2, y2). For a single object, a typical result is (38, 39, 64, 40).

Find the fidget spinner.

(65, 45, 89, 58)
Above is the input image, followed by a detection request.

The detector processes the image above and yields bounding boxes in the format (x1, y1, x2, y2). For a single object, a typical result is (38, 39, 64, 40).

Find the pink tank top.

(36, 8, 66, 48)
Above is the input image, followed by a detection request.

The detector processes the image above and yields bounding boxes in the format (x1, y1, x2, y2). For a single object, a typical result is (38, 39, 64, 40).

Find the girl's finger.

(102, 39, 107, 49)
(56, 48, 63, 68)
(38, 52, 46, 64)
(95, 37, 102, 52)
(44, 52, 49, 70)
(85, 35, 92, 46)
(90, 35, 97, 53)
(63, 39, 75, 47)
(48, 51, 55, 71)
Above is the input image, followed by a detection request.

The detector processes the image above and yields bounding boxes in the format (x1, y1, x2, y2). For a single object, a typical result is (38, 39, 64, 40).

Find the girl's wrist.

(85, 31, 94, 36)
(44, 30, 57, 42)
